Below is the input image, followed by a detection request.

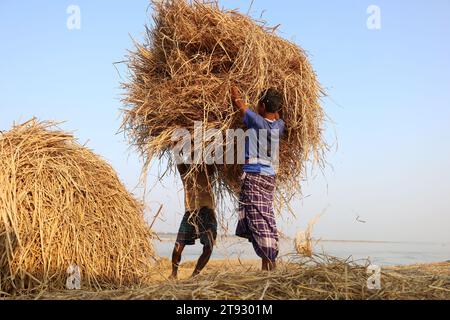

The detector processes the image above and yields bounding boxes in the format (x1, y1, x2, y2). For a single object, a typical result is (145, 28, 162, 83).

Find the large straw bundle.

(0, 119, 154, 294)
(122, 0, 326, 203)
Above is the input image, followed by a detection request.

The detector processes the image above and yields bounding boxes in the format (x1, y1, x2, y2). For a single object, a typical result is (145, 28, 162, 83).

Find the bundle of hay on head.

(122, 0, 326, 206)
(0, 119, 155, 295)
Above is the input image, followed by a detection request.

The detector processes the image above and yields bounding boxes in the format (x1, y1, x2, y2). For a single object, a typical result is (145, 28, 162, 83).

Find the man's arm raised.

(230, 85, 248, 116)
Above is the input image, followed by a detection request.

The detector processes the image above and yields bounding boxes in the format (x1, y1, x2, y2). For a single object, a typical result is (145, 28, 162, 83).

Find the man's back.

(177, 164, 215, 212)
(243, 109, 285, 176)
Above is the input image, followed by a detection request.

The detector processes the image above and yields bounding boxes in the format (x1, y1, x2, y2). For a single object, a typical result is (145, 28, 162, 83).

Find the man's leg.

(191, 208, 217, 277)
(192, 244, 213, 277)
(171, 242, 185, 279)
(172, 208, 197, 279)
(262, 258, 276, 271)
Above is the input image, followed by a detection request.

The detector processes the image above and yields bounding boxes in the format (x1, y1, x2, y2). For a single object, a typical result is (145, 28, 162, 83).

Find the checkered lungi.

(235, 173, 279, 262)
(176, 207, 217, 247)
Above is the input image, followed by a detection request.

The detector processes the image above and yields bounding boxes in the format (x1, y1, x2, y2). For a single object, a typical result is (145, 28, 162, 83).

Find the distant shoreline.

(154, 233, 448, 245)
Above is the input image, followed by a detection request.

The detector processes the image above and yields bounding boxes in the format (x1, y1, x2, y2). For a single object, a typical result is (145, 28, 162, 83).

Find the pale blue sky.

(1, 1, 449, 243)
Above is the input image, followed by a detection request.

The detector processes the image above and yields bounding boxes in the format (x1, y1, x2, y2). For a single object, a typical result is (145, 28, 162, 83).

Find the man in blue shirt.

(231, 86, 285, 271)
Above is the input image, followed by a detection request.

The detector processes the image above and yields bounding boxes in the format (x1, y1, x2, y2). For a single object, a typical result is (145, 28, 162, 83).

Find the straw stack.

(121, 0, 326, 203)
(0, 119, 154, 294)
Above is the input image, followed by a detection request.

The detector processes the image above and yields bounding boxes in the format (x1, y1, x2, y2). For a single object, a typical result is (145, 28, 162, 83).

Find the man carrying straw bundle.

(231, 86, 285, 271)
(170, 164, 217, 279)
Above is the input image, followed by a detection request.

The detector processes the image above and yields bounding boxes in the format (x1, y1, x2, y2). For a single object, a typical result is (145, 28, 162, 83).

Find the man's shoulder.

(244, 109, 266, 127)
(273, 118, 285, 129)
(244, 108, 257, 117)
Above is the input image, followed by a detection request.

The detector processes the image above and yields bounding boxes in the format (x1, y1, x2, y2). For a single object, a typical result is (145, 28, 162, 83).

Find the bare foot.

(169, 273, 178, 280)
(190, 270, 200, 279)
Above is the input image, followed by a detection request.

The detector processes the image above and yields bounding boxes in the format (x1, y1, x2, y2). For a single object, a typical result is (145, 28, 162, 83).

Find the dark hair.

(259, 88, 283, 113)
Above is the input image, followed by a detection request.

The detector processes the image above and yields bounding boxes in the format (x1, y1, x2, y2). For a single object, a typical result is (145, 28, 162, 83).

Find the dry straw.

(0, 119, 155, 295)
(7, 255, 450, 300)
(121, 0, 327, 208)
(294, 214, 321, 257)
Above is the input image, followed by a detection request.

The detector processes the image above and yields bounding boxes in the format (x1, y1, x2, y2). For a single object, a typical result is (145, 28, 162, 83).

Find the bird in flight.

(355, 214, 367, 224)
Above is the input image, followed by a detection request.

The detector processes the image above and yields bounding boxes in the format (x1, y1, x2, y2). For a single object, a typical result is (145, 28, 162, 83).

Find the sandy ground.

(150, 257, 262, 281)
(152, 257, 450, 281)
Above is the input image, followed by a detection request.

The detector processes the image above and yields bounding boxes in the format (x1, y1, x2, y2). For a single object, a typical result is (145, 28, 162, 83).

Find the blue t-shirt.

(242, 109, 285, 176)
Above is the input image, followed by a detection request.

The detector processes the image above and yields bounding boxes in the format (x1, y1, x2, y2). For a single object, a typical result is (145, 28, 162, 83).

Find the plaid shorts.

(176, 207, 217, 247)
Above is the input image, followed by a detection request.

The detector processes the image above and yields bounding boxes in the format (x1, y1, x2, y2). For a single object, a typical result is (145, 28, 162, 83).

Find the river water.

(154, 235, 450, 266)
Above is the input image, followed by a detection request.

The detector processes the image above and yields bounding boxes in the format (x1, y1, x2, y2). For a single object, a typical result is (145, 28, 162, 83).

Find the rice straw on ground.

(6, 255, 449, 300)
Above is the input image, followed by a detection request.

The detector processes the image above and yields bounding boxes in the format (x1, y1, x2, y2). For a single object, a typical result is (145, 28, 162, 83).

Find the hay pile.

(7, 256, 450, 300)
(121, 0, 326, 202)
(0, 119, 154, 295)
